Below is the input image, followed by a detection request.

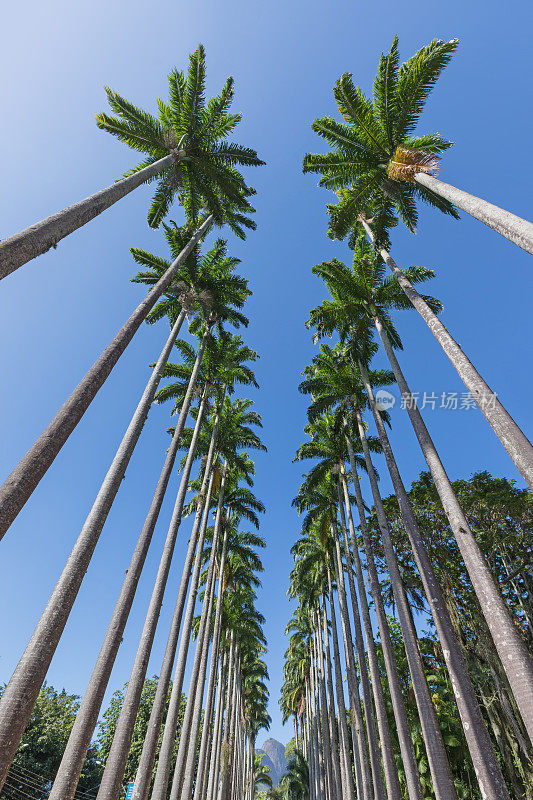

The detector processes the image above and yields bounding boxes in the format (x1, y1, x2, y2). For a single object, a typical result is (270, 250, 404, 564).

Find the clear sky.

(0, 0, 532, 748)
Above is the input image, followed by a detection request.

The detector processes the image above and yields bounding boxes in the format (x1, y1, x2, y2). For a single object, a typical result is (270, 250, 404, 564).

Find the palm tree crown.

(303, 37, 459, 239)
(96, 44, 265, 227)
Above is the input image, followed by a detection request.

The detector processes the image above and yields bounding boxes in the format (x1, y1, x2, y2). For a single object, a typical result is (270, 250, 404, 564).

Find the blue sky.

(1, 0, 532, 749)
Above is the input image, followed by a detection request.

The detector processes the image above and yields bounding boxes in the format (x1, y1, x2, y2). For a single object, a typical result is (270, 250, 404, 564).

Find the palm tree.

(0, 45, 264, 278)
(254, 754, 274, 794)
(303, 36, 533, 255)
(296, 359, 458, 799)
(310, 240, 533, 755)
(0, 242, 252, 795)
(281, 750, 310, 800)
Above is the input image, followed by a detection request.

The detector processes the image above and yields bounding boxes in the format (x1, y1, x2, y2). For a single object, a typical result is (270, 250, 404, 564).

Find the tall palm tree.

(310, 241, 533, 754)
(289, 522, 358, 800)
(0, 45, 264, 278)
(296, 365, 458, 799)
(303, 36, 533, 255)
(194, 527, 266, 800)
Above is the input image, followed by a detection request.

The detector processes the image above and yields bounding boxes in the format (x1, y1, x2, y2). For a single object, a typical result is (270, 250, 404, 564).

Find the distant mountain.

(256, 737, 287, 786)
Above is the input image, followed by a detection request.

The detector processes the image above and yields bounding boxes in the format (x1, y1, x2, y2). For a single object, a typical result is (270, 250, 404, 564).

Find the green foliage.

(303, 37, 460, 241)
(0, 684, 102, 800)
(96, 45, 264, 229)
(370, 472, 533, 799)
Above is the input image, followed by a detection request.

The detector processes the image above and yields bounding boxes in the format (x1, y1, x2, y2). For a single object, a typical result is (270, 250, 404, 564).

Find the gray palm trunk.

(306, 682, 317, 800)
(0, 153, 176, 279)
(151, 463, 228, 800)
(192, 527, 228, 800)
(360, 359, 509, 800)
(207, 644, 231, 800)
(336, 479, 387, 800)
(47, 329, 209, 800)
(0, 214, 213, 538)
(320, 595, 343, 800)
(95, 387, 214, 800)
(414, 172, 533, 256)
(325, 562, 356, 800)
(313, 612, 337, 800)
(218, 643, 239, 800)
(331, 533, 371, 800)
(361, 217, 533, 491)
(370, 325, 515, 798)
(0, 310, 194, 792)
(205, 646, 228, 800)
(373, 314, 533, 749)
(311, 633, 326, 800)
(339, 460, 402, 800)
(345, 421, 422, 800)
(172, 529, 218, 800)
(179, 523, 229, 800)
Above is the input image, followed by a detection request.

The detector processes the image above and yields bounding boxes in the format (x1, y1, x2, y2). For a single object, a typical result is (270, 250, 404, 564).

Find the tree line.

(280, 36, 532, 800)
(0, 45, 270, 800)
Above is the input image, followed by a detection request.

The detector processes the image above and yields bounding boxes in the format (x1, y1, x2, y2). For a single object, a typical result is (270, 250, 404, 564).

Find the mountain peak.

(257, 738, 287, 786)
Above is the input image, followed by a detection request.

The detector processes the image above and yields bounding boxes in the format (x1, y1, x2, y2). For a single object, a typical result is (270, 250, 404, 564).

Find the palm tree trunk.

(374, 315, 533, 751)
(314, 613, 337, 800)
(350, 408, 425, 800)
(126, 418, 221, 800)
(320, 595, 343, 800)
(219, 646, 239, 800)
(151, 463, 228, 800)
(173, 533, 218, 800)
(331, 532, 371, 800)
(311, 632, 326, 800)
(205, 646, 228, 800)
(336, 477, 386, 800)
(360, 358, 506, 800)
(413, 173, 533, 256)
(192, 528, 228, 800)
(219, 637, 236, 800)
(0, 311, 201, 792)
(306, 683, 317, 800)
(183, 525, 229, 800)
(0, 154, 177, 279)
(361, 217, 533, 490)
(342, 430, 416, 800)
(326, 562, 357, 800)
(46, 340, 209, 800)
(0, 213, 213, 538)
